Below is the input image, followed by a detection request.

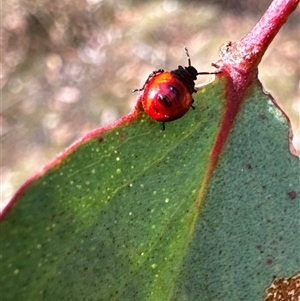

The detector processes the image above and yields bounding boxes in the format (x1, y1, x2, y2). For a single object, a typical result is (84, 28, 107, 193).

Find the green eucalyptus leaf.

(1, 78, 299, 301)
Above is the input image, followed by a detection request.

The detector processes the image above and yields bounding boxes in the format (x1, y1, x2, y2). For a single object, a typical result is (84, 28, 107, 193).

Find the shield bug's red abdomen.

(133, 48, 219, 130)
(141, 71, 194, 122)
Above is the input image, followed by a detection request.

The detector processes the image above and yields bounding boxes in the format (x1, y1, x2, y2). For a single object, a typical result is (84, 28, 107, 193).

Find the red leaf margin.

(0, 103, 142, 220)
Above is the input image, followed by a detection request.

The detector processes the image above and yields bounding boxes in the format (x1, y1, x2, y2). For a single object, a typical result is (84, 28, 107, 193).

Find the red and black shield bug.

(133, 47, 220, 130)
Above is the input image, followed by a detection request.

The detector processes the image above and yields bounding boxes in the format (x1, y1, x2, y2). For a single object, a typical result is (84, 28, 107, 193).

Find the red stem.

(240, 0, 299, 68)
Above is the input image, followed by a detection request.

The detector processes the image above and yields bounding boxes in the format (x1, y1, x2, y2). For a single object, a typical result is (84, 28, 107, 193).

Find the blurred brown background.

(1, 0, 299, 210)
